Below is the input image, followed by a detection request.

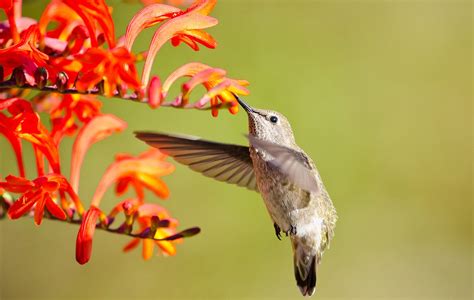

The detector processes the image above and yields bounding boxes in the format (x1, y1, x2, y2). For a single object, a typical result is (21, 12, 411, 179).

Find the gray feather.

(135, 132, 259, 192)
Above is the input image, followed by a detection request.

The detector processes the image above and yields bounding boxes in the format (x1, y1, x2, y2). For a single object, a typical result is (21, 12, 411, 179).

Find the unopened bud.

(34, 67, 49, 89)
(56, 72, 68, 92)
(12, 67, 26, 86)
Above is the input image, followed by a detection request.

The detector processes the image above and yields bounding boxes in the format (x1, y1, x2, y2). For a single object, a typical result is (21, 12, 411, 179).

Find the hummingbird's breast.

(249, 146, 337, 253)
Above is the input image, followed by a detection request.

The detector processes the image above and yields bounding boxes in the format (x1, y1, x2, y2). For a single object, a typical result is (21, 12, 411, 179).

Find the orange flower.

(74, 47, 140, 96)
(92, 149, 174, 206)
(0, 174, 82, 225)
(162, 62, 249, 116)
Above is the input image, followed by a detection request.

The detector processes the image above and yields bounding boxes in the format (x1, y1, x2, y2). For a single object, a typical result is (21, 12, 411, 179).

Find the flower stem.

(0, 80, 234, 111)
(0, 195, 199, 242)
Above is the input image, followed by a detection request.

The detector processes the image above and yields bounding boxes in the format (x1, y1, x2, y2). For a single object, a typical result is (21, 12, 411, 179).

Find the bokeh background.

(0, 0, 472, 299)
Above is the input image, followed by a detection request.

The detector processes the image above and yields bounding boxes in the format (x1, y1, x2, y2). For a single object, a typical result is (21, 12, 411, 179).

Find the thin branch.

(0, 195, 200, 241)
(0, 80, 234, 111)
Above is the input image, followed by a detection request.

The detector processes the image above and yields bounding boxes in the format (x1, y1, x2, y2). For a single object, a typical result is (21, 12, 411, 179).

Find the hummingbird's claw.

(274, 223, 282, 240)
(285, 225, 297, 236)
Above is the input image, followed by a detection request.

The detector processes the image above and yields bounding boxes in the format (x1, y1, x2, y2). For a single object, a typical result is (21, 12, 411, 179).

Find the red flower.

(76, 205, 102, 264)
(0, 174, 81, 225)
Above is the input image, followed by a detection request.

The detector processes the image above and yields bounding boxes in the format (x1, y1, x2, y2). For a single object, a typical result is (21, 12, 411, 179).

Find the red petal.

(115, 178, 131, 196)
(123, 238, 140, 252)
(34, 196, 46, 225)
(7, 193, 37, 219)
(45, 195, 67, 220)
(1, 175, 34, 193)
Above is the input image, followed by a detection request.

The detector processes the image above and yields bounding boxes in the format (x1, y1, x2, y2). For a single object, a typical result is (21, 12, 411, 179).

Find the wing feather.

(135, 132, 258, 192)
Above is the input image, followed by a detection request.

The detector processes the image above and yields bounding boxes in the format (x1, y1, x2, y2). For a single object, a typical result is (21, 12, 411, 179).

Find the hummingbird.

(135, 96, 337, 297)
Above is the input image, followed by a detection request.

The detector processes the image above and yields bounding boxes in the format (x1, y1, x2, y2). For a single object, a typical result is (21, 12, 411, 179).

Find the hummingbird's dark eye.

(270, 116, 278, 123)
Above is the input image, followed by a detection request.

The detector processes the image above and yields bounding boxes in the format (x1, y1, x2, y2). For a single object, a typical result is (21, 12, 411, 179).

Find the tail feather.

(294, 249, 318, 297)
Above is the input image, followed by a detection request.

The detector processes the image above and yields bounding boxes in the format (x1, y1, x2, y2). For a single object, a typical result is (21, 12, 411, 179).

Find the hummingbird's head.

(234, 95, 296, 147)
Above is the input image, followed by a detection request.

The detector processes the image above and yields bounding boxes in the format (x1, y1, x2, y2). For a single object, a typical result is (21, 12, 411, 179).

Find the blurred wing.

(248, 134, 320, 194)
(135, 132, 258, 192)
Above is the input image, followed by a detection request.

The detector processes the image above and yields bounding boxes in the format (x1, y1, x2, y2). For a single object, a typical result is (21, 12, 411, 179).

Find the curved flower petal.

(161, 62, 207, 95)
(125, 3, 181, 51)
(70, 114, 127, 192)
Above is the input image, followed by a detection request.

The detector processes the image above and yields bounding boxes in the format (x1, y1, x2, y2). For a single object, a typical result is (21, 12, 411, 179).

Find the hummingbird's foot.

(285, 225, 297, 236)
(274, 223, 282, 240)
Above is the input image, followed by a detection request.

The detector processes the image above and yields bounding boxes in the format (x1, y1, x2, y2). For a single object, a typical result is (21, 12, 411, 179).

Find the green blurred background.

(1, 0, 472, 299)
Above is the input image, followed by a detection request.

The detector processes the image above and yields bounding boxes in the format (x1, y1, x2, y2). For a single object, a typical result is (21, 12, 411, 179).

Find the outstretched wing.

(248, 134, 320, 194)
(135, 132, 258, 192)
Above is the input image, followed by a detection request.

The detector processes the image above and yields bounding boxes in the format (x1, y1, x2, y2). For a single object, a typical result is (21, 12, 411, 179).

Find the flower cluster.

(0, 0, 249, 264)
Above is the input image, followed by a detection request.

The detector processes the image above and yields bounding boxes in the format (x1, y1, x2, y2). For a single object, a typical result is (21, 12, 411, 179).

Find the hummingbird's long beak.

(233, 93, 254, 113)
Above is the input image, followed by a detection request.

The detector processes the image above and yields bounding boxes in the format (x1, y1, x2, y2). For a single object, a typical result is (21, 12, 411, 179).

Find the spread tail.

(293, 241, 318, 297)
